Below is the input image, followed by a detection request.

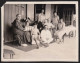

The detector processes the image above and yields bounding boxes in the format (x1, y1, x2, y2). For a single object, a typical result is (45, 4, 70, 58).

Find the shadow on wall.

(4, 24, 14, 42)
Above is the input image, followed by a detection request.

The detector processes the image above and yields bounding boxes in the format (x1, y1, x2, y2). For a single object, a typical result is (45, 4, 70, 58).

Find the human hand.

(23, 29, 26, 31)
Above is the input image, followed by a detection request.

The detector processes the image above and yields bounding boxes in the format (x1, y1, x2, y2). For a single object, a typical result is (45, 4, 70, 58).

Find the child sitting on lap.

(24, 22, 33, 31)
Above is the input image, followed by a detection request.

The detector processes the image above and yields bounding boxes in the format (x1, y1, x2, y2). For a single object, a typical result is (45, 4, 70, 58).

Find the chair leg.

(10, 54, 11, 59)
(3, 53, 5, 58)
(69, 33, 71, 38)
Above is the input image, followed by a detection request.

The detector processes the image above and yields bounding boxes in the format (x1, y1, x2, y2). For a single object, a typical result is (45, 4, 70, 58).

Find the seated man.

(40, 25, 53, 45)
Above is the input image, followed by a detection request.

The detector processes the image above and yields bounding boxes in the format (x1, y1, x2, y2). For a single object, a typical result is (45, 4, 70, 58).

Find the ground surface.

(3, 36, 78, 62)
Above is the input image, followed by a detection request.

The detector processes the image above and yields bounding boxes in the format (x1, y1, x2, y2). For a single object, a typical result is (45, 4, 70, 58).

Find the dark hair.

(27, 17, 30, 20)
(44, 25, 47, 28)
(53, 11, 57, 14)
(16, 14, 20, 17)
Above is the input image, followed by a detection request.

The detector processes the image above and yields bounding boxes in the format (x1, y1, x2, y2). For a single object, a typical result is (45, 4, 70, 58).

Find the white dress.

(41, 30, 53, 43)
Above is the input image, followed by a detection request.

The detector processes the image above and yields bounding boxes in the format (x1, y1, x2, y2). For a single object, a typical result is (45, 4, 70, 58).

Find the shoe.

(43, 43, 49, 47)
(21, 44, 28, 47)
(36, 46, 39, 49)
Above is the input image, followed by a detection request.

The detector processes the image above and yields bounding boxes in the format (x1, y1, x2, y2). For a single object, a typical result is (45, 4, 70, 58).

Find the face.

(54, 12, 57, 16)
(42, 9, 44, 13)
(34, 25, 37, 28)
(60, 19, 63, 23)
(16, 15, 21, 20)
(27, 22, 29, 26)
(58, 20, 61, 23)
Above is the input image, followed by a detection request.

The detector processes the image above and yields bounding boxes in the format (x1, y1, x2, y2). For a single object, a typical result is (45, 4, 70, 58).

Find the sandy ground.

(2, 36, 78, 62)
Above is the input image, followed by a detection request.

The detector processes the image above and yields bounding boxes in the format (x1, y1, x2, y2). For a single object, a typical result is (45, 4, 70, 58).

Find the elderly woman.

(12, 14, 28, 46)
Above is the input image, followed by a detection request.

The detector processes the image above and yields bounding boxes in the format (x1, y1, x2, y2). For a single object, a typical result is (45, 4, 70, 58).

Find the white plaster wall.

(45, 4, 51, 22)
(27, 4, 34, 21)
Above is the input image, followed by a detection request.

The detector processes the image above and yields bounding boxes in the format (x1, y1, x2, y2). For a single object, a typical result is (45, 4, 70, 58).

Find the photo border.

(0, 0, 79, 62)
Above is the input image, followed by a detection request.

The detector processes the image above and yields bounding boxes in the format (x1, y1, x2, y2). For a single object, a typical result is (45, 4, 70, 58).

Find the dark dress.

(12, 19, 32, 45)
(37, 21, 44, 33)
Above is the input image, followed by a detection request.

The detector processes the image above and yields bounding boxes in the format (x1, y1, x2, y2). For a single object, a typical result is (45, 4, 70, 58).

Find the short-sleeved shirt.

(31, 28, 39, 35)
(38, 13, 46, 22)
(57, 22, 65, 30)
(52, 15, 59, 25)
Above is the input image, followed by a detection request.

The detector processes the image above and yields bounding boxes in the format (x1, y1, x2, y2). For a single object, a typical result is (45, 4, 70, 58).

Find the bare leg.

(34, 39, 39, 49)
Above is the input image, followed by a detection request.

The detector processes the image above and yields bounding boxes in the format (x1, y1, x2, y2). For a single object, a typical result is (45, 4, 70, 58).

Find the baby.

(31, 24, 40, 49)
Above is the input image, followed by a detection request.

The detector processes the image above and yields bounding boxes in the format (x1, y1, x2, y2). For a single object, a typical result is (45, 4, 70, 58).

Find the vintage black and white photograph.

(1, 1, 78, 62)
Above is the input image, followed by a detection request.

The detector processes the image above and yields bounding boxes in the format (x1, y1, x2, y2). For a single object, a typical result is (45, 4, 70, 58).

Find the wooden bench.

(3, 49, 15, 59)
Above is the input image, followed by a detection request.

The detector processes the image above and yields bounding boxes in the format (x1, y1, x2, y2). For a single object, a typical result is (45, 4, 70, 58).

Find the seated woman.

(12, 14, 28, 46)
(40, 25, 53, 46)
(54, 19, 65, 43)
(57, 19, 65, 30)
(24, 18, 34, 44)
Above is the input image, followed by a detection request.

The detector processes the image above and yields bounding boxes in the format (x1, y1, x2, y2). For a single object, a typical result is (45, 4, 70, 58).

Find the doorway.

(34, 4, 46, 21)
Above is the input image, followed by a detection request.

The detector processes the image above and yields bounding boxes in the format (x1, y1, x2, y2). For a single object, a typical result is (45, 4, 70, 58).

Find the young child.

(31, 24, 40, 49)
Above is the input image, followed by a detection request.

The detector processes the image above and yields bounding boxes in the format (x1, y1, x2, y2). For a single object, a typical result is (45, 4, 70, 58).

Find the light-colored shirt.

(44, 22, 55, 29)
(52, 15, 59, 25)
(31, 28, 39, 35)
(38, 13, 46, 22)
(41, 30, 53, 43)
(57, 22, 65, 30)
(24, 26, 33, 31)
